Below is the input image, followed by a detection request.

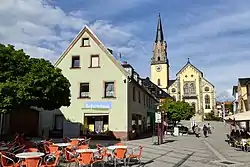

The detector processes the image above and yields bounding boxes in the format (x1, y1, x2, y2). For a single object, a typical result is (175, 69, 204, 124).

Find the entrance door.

(94, 117, 103, 133)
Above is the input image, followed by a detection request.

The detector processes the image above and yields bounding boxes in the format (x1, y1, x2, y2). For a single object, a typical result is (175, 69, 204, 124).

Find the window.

(190, 83, 195, 94)
(183, 83, 189, 95)
(82, 38, 90, 47)
(191, 74, 194, 77)
(133, 87, 136, 101)
(79, 83, 89, 98)
(104, 82, 115, 98)
(205, 86, 209, 92)
(90, 55, 100, 68)
(185, 75, 187, 78)
(157, 56, 160, 61)
(157, 79, 161, 86)
(172, 88, 176, 93)
(205, 95, 210, 109)
(172, 95, 176, 101)
(71, 56, 80, 68)
(138, 91, 141, 103)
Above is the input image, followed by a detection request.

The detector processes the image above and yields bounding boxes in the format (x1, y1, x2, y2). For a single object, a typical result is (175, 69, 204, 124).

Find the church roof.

(238, 78, 250, 86)
(168, 79, 176, 88)
(176, 58, 204, 77)
(155, 13, 164, 42)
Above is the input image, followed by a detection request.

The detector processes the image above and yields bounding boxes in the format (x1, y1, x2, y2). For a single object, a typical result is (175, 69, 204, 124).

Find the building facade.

(39, 26, 158, 140)
(150, 14, 216, 121)
(232, 85, 238, 115)
(237, 78, 250, 113)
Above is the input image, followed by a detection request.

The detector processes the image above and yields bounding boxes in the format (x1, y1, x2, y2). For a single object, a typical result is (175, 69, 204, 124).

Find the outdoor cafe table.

(15, 152, 45, 159)
(107, 145, 128, 150)
(53, 143, 71, 147)
(71, 138, 85, 141)
(76, 149, 99, 153)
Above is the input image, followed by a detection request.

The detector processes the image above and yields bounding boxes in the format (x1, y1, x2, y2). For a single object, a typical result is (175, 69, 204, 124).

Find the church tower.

(151, 14, 169, 92)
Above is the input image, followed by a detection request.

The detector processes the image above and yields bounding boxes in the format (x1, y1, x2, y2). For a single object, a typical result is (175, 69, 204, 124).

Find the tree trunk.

(0, 113, 4, 141)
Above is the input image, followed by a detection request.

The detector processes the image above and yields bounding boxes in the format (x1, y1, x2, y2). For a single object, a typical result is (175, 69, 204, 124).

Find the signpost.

(155, 112, 161, 145)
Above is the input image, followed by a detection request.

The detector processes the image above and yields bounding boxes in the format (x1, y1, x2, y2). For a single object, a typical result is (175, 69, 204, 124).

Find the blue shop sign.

(84, 101, 112, 109)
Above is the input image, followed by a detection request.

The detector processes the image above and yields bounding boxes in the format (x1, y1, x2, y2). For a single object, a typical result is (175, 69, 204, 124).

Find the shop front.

(82, 101, 111, 134)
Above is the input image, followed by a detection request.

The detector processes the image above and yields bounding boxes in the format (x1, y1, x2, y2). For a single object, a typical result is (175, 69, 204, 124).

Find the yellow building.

(237, 78, 250, 113)
(39, 26, 158, 140)
(150, 14, 216, 121)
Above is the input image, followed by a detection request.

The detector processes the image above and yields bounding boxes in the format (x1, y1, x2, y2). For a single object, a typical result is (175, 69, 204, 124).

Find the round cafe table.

(15, 152, 44, 159)
(107, 145, 128, 150)
(53, 143, 71, 147)
(71, 138, 85, 141)
(76, 149, 98, 153)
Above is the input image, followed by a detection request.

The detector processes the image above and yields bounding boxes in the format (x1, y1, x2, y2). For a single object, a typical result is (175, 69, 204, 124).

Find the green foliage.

(160, 99, 195, 125)
(0, 44, 71, 112)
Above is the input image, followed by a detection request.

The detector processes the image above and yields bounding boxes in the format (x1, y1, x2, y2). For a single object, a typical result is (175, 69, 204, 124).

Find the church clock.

(155, 65, 162, 72)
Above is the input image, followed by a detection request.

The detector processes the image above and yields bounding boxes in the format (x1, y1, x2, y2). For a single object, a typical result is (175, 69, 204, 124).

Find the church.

(150, 14, 216, 121)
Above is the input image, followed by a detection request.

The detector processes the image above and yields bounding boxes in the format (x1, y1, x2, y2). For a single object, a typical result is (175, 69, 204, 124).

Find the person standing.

(203, 125, 208, 138)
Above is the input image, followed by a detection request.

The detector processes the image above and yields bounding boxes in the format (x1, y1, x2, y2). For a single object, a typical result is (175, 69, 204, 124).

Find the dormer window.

(124, 67, 132, 77)
(139, 79, 142, 85)
(81, 38, 90, 47)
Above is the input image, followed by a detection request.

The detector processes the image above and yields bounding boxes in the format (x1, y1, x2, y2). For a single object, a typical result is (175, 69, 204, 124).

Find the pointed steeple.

(155, 13, 164, 42)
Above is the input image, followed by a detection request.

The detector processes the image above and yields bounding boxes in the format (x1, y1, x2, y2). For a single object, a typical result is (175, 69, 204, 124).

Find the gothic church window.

(172, 88, 176, 93)
(205, 86, 209, 92)
(183, 83, 189, 95)
(205, 95, 210, 109)
(172, 95, 176, 101)
(157, 56, 160, 61)
(157, 79, 161, 86)
(189, 83, 195, 94)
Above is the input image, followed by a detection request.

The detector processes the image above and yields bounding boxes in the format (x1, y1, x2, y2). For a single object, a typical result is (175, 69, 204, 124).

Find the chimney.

(107, 48, 113, 54)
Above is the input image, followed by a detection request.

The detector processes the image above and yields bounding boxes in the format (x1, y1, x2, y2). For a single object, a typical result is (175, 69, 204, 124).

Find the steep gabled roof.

(238, 78, 250, 86)
(54, 25, 128, 76)
(142, 77, 172, 99)
(167, 79, 176, 88)
(176, 59, 203, 77)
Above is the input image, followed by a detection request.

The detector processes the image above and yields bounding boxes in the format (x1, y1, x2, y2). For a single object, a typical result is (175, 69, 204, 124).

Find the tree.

(160, 98, 195, 126)
(0, 44, 71, 112)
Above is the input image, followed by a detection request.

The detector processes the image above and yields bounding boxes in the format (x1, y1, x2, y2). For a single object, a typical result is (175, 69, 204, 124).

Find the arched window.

(183, 83, 189, 95)
(157, 78, 161, 86)
(172, 95, 176, 101)
(190, 83, 195, 94)
(205, 95, 210, 109)
(172, 88, 176, 93)
(157, 56, 160, 61)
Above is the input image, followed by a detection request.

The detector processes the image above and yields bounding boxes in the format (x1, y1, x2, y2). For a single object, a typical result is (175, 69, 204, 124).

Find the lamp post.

(161, 110, 164, 144)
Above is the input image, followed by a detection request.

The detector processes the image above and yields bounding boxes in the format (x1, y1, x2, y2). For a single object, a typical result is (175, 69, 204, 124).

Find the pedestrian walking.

(194, 125, 200, 137)
(207, 123, 212, 134)
(203, 125, 208, 138)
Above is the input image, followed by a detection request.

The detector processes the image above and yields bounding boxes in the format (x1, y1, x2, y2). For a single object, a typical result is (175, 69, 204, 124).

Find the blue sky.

(1, 0, 250, 100)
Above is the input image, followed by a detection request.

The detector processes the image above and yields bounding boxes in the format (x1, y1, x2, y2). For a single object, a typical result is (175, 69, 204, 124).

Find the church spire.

(155, 13, 164, 42)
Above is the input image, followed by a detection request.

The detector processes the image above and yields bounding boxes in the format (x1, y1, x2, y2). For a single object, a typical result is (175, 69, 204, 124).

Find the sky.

(1, 0, 250, 101)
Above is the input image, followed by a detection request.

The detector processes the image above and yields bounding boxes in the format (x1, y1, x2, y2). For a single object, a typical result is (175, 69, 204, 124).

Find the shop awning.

(224, 111, 250, 121)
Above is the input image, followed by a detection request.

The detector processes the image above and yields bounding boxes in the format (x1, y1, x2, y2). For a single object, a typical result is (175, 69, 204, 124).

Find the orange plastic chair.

(78, 145, 88, 149)
(25, 158, 41, 167)
(0, 152, 20, 167)
(114, 148, 127, 166)
(70, 139, 79, 149)
(127, 146, 143, 165)
(48, 145, 59, 154)
(77, 151, 94, 166)
(24, 148, 39, 152)
(65, 147, 77, 166)
(41, 153, 60, 167)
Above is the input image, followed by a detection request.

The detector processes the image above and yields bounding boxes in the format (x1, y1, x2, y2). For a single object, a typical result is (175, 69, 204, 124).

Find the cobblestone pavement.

(59, 121, 250, 167)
